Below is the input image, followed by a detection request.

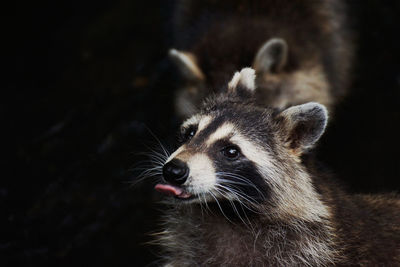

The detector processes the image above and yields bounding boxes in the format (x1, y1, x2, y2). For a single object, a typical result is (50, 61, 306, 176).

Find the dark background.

(3, 0, 400, 266)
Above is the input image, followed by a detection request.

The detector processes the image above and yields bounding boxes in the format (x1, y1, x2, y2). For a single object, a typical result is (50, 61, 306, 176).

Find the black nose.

(163, 159, 189, 185)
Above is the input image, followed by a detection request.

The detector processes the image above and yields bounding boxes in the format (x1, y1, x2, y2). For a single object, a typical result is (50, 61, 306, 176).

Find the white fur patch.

(182, 114, 201, 129)
(228, 68, 256, 92)
(230, 133, 330, 222)
(165, 146, 185, 163)
(166, 115, 213, 169)
(230, 134, 277, 178)
(186, 153, 216, 194)
(169, 49, 204, 80)
(205, 123, 235, 146)
(197, 116, 212, 133)
(228, 72, 241, 91)
(182, 115, 212, 134)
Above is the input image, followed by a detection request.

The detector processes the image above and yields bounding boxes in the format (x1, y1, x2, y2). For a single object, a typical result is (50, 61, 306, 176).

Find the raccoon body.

(169, 0, 353, 118)
(154, 69, 400, 266)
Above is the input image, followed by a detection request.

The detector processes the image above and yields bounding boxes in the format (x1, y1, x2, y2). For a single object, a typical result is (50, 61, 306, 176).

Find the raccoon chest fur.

(160, 204, 337, 267)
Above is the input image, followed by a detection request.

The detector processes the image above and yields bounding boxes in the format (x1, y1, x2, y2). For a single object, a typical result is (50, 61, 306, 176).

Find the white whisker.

(129, 129, 170, 187)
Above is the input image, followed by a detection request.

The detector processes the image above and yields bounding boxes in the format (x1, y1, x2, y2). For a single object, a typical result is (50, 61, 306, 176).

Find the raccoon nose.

(163, 159, 189, 185)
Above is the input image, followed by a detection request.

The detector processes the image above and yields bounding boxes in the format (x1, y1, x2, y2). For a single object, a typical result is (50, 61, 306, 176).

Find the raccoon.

(168, 0, 353, 118)
(153, 68, 400, 266)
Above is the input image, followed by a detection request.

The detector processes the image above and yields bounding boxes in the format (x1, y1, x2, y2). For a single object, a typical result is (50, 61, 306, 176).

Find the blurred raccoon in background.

(169, 0, 353, 118)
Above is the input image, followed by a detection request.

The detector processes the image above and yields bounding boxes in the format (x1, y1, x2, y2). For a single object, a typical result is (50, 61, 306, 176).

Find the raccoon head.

(169, 37, 331, 118)
(253, 39, 332, 111)
(156, 68, 329, 221)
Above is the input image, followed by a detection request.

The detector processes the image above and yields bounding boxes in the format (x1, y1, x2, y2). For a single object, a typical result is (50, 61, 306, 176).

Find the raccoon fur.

(153, 68, 400, 266)
(168, 0, 353, 118)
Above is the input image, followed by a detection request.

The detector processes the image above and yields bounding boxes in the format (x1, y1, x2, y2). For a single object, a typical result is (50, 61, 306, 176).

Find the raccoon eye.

(180, 125, 197, 143)
(221, 145, 240, 160)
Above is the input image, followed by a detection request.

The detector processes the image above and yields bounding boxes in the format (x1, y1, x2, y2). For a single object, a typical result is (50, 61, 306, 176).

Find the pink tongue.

(155, 184, 183, 196)
(154, 184, 192, 199)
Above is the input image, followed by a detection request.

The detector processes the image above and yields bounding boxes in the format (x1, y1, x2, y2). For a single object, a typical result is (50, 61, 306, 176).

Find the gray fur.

(279, 102, 328, 152)
(253, 38, 288, 74)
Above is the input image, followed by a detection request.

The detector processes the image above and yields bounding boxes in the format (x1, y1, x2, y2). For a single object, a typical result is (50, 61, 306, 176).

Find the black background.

(3, 0, 400, 266)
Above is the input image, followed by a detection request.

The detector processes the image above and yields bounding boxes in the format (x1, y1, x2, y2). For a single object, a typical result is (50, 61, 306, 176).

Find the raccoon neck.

(161, 200, 338, 266)
(202, 200, 260, 222)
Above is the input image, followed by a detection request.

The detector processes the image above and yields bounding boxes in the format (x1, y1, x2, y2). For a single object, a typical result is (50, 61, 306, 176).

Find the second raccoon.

(169, 0, 353, 117)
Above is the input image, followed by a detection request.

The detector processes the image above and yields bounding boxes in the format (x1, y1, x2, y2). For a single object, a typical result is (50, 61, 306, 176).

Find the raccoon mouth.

(155, 184, 193, 200)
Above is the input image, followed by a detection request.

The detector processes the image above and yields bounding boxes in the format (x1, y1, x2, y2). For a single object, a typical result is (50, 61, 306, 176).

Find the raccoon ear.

(279, 102, 328, 153)
(253, 38, 288, 74)
(168, 49, 205, 81)
(228, 67, 256, 96)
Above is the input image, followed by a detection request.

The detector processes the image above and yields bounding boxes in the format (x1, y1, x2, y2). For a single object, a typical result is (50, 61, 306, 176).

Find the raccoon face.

(157, 112, 271, 204)
(156, 68, 328, 219)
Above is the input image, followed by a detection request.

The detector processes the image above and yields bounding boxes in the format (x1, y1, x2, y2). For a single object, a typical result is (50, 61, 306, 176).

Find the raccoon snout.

(163, 159, 189, 185)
